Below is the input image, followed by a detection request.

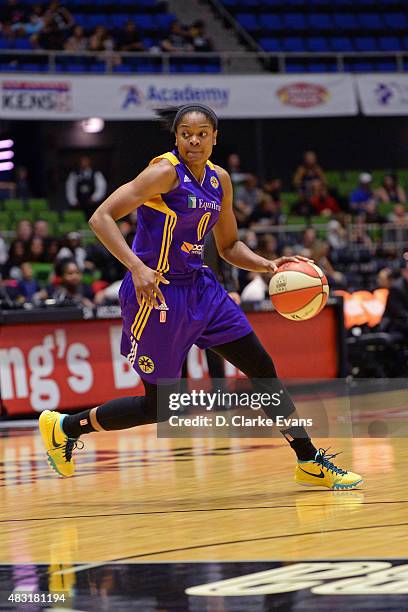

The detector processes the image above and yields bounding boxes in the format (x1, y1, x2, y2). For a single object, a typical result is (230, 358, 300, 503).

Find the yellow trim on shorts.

(129, 194, 177, 346)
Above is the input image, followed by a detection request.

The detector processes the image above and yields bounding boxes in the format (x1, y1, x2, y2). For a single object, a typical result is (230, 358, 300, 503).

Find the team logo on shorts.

(210, 176, 219, 189)
(138, 355, 155, 374)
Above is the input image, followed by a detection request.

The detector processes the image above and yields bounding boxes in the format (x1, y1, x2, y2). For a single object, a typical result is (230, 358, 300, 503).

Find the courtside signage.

(356, 74, 408, 115)
(0, 74, 357, 119)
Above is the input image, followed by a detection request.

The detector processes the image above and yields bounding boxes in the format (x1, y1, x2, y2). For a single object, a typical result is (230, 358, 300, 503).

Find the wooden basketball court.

(1, 388, 407, 609)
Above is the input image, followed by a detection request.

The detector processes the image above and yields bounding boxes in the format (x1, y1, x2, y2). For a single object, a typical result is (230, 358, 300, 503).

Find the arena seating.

(223, 0, 408, 72)
(0, 1, 223, 74)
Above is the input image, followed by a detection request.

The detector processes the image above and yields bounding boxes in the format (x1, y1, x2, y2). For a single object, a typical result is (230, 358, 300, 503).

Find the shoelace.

(314, 447, 347, 476)
(64, 438, 84, 463)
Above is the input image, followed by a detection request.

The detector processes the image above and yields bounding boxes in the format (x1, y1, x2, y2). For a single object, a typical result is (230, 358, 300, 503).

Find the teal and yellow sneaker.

(39, 410, 82, 478)
(295, 448, 363, 490)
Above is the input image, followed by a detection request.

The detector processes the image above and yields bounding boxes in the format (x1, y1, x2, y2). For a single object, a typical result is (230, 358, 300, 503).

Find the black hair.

(155, 104, 218, 134)
(55, 258, 77, 278)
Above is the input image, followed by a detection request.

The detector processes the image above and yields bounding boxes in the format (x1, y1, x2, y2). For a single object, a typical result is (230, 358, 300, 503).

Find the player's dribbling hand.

(131, 263, 169, 309)
(265, 255, 314, 274)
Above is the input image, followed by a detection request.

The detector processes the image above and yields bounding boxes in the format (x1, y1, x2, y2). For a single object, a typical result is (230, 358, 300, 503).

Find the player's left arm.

(213, 166, 308, 273)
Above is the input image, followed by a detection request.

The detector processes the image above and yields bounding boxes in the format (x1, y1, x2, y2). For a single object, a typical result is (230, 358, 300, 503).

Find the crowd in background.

(0, 0, 214, 54)
(1, 149, 408, 310)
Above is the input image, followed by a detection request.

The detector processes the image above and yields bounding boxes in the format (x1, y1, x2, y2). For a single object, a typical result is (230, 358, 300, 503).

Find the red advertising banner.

(0, 308, 339, 416)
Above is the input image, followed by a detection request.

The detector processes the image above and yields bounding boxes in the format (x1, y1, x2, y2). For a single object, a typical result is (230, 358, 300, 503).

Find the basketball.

(269, 261, 329, 321)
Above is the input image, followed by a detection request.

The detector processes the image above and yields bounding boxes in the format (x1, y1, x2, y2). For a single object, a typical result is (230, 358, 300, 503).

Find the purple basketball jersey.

(119, 150, 253, 382)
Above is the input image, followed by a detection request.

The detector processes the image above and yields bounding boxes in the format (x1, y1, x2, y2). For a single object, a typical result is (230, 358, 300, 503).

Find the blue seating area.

(0, 1, 222, 73)
(227, 0, 408, 72)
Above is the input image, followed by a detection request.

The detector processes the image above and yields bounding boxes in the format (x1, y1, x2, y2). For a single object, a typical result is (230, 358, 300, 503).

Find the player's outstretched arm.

(213, 166, 308, 273)
(89, 160, 177, 308)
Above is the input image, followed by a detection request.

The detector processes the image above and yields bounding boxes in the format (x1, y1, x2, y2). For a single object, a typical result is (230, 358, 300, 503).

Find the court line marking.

(49, 521, 408, 573)
(2, 498, 408, 524)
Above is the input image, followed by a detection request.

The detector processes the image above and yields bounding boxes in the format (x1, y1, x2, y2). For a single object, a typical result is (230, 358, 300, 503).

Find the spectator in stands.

(350, 173, 374, 215)
(256, 234, 278, 261)
(38, 0, 74, 49)
(388, 203, 408, 225)
(117, 20, 144, 52)
(14, 166, 31, 200)
(24, 4, 45, 36)
(382, 256, 408, 340)
(56, 231, 87, 270)
(0, 21, 15, 46)
(33, 218, 51, 240)
(89, 25, 115, 52)
(293, 150, 326, 196)
(363, 200, 387, 224)
(310, 178, 340, 216)
(12, 4, 44, 36)
(65, 155, 107, 220)
(327, 219, 347, 251)
(17, 262, 40, 302)
(189, 20, 213, 52)
(315, 242, 345, 288)
(161, 20, 193, 52)
(377, 267, 392, 290)
(263, 178, 283, 208)
(6, 240, 27, 277)
(248, 193, 282, 228)
(9, 219, 33, 257)
(377, 173, 406, 205)
(0, 233, 8, 268)
(64, 25, 88, 51)
(295, 227, 321, 261)
(290, 191, 313, 218)
(0, 0, 24, 29)
(48, 259, 94, 308)
(28, 237, 47, 263)
(227, 153, 246, 191)
(234, 174, 262, 227)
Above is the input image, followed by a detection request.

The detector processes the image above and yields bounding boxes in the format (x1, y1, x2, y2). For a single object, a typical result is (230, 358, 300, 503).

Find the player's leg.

(39, 379, 176, 478)
(210, 332, 363, 489)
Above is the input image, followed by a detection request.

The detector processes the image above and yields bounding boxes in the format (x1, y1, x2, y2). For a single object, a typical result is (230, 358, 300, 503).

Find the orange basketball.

(269, 261, 329, 321)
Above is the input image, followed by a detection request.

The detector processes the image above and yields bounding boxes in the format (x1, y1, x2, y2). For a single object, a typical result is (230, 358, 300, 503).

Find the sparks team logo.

(121, 85, 143, 109)
(138, 355, 155, 374)
(375, 83, 394, 105)
(277, 83, 330, 108)
(210, 176, 219, 189)
(197, 212, 211, 241)
(181, 241, 204, 256)
(188, 195, 197, 208)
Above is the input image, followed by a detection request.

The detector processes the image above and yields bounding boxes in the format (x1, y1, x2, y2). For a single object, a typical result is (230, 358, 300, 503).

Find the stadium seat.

(331, 36, 354, 52)
(283, 14, 307, 31)
(236, 14, 259, 32)
(308, 14, 333, 31)
(282, 37, 305, 52)
(3, 199, 24, 213)
(38, 210, 59, 225)
(0, 212, 11, 230)
(374, 61, 397, 72)
(62, 210, 86, 225)
(13, 210, 35, 223)
(358, 13, 384, 31)
(134, 15, 156, 31)
(259, 38, 281, 52)
(378, 36, 402, 51)
(334, 13, 359, 31)
(285, 62, 308, 73)
(14, 38, 32, 50)
(307, 37, 330, 52)
(259, 14, 282, 32)
(354, 37, 377, 52)
(30, 262, 53, 283)
(28, 199, 49, 214)
(384, 13, 408, 31)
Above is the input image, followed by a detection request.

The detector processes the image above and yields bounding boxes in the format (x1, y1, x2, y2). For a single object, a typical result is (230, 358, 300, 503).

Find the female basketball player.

(39, 103, 362, 490)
